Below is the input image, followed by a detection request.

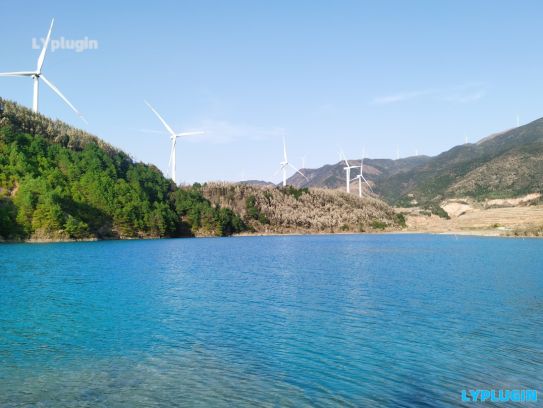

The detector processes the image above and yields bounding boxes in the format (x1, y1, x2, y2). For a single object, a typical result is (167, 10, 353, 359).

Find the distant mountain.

(287, 156, 432, 194)
(237, 180, 276, 187)
(288, 119, 543, 208)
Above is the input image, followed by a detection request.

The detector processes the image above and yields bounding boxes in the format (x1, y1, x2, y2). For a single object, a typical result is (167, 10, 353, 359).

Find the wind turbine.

(340, 150, 358, 193)
(144, 100, 204, 184)
(0, 18, 86, 123)
(276, 136, 307, 187)
(353, 149, 373, 198)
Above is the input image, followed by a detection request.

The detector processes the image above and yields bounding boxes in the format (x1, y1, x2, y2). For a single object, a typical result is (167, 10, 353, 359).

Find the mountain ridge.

(287, 118, 543, 209)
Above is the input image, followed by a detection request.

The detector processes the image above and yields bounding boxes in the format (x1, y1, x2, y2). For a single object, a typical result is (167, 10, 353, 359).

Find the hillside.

(0, 98, 245, 241)
(287, 119, 543, 209)
(385, 119, 543, 206)
(202, 183, 404, 233)
(0, 98, 401, 241)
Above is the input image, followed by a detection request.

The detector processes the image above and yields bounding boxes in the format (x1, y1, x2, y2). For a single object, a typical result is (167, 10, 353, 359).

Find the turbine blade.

(340, 150, 349, 167)
(360, 175, 373, 192)
(144, 100, 176, 136)
(273, 165, 284, 177)
(283, 136, 288, 162)
(40, 75, 87, 123)
(37, 18, 54, 73)
(0, 71, 35, 77)
(289, 163, 308, 180)
(176, 131, 205, 137)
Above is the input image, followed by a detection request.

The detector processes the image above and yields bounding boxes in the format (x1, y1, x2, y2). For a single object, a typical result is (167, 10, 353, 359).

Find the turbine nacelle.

(275, 137, 307, 187)
(145, 100, 204, 184)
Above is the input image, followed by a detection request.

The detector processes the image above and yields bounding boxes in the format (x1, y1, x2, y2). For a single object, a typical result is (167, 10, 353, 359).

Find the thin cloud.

(372, 83, 486, 105)
(134, 121, 285, 144)
(186, 119, 285, 144)
(134, 128, 168, 135)
(440, 90, 486, 103)
(371, 89, 436, 105)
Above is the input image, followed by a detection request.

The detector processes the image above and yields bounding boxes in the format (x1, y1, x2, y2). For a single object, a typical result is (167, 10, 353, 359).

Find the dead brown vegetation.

(202, 182, 401, 233)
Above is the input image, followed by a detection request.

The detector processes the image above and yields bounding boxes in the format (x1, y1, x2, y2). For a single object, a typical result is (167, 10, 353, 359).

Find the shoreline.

(1, 228, 538, 244)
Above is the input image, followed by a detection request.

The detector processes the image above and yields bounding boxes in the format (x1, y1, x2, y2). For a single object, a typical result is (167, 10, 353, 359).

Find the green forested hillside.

(0, 98, 245, 241)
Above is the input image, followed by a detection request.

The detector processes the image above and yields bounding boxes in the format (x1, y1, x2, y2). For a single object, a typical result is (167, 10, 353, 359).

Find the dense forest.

(0, 98, 245, 241)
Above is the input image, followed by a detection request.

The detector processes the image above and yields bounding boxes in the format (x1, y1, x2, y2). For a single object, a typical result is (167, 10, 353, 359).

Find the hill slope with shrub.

(0, 98, 245, 241)
(202, 183, 404, 233)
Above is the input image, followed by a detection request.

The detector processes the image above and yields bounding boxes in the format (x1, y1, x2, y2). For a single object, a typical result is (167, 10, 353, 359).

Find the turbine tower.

(340, 151, 358, 193)
(0, 18, 86, 122)
(276, 136, 307, 187)
(145, 101, 204, 184)
(354, 149, 373, 198)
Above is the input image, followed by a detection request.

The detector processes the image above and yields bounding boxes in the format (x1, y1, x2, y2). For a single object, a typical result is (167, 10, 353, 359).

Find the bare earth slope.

(400, 194, 543, 236)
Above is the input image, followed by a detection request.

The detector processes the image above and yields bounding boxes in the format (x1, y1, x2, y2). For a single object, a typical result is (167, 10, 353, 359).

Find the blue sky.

(1, 0, 542, 183)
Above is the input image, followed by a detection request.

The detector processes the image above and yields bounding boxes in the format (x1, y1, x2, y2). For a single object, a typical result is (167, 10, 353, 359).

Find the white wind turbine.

(353, 149, 373, 198)
(0, 18, 86, 122)
(276, 136, 307, 187)
(340, 150, 358, 193)
(145, 101, 204, 184)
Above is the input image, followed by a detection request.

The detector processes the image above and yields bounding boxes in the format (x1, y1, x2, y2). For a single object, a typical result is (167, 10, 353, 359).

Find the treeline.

(0, 98, 245, 241)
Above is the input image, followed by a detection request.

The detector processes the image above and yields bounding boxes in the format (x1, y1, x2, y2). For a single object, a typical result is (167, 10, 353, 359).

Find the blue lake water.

(0, 234, 542, 407)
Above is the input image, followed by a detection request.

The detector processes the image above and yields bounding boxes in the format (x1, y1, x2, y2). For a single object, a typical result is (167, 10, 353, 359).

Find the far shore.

(2, 227, 540, 244)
